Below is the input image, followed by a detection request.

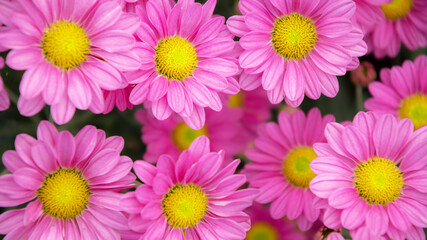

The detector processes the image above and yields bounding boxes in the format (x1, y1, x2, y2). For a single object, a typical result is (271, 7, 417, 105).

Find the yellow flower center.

(399, 94, 427, 129)
(282, 147, 317, 188)
(246, 222, 279, 240)
(380, 0, 413, 20)
(228, 93, 243, 108)
(353, 157, 403, 206)
(37, 168, 90, 219)
(271, 13, 317, 61)
(162, 184, 208, 229)
(155, 36, 198, 81)
(41, 21, 90, 70)
(172, 122, 208, 150)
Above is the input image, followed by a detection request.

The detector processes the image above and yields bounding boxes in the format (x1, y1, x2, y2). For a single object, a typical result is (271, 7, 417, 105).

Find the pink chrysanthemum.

(225, 88, 275, 141)
(0, 0, 141, 124)
(135, 106, 245, 163)
(120, 136, 258, 239)
(128, 0, 239, 129)
(365, 55, 427, 129)
(352, 0, 389, 33)
(227, 0, 367, 106)
(0, 56, 9, 111)
(103, 86, 134, 114)
(364, 0, 427, 58)
(0, 121, 136, 239)
(245, 203, 307, 240)
(310, 112, 427, 239)
(244, 108, 335, 231)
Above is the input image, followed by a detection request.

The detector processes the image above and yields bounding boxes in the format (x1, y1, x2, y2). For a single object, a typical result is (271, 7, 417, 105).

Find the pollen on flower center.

(271, 13, 317, 61)
(162, 184, 208, 229)
(380, 0, 413, 20)
(41, 21, 90, 70)
(172, 122, 207, 150)
(155, 36, 198, 81)
(399, 94, 427, 129)
(228, 93, 243, 108)
(246, 222, 279, 240)
(353, 157, 403, 205)
(282, 147, 317, 188)
(37, 168, 90, 219)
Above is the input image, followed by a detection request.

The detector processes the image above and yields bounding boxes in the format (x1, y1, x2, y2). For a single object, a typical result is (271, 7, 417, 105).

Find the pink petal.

(194, 17, 224, 45)
(183, 77, 213, 107)
(262, 56, 284, 90)
(146, 1, 166, 37)
(151, 96, 173, 120)
(387, 202, 411, 232)
(83, 149, 120, 179)
(366, 204, 389, 235)
(183, 105, 206, 130)
(2, 150, 27, 172)
(51, 97, 76, 125)
(74, 125, 98, 162)
(0, 209, 25, 233)
(82, 59, 122, 91)
(207, 218, 246, 239)
(55, 131, 75, 168)
(31, 141, 58, 173)
(373, 114, 398, 159)
(92, 49, 141, 71)
(140, 201, 163, 220)
(42, 66, 65, 105)
(6, 48, 43, 70)
(316, 18, 352, 38)
(147, 76, 168, 102)
(20, 62, 50, 99)
(120, 192, 141, 214)
(198, 58, 238, 77)
(91, 30, 135, 52)
(196, 38, 235, 58)
(226, 15, 249, 37)
(283, 60, 304, 101)
(86, 1, 121, 36)
(341, 200, 368, 229)
(133, 160, 157, 185)
(400, 140, 427, 172)
(179, 2, 202, 38)
(193, 69, 228, 90)
(309, 174, 353, 198)
(13, 168, 44, 190)
(36, 120, 58, 146)
(167, 80, 185, 113)
(88, 206, 129, 230)
(24, 199, 42, 226)
(67, 69, 92, 110)
(328, 187, 358, 209)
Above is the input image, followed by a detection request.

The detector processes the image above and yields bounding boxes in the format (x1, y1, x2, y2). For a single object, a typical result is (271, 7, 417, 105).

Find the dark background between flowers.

(0, 0, 426, 238)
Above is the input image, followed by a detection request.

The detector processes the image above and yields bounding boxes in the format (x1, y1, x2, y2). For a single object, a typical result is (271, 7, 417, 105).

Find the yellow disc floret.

(155, 36, 198, 81)
(380, 0, 413, 20)
(172, 122, 208, 150)
(228, 93, 243, 108)
(353, 157, 403, 205)
(399, 94, 427, 129)
(282, 147, 317, 188)
(162, 184, 208, 229)
(41, 21, 90, 70)
(246, 222, 279, 240)
(271, 13, 317, 61)
(37, 168, 90, 219)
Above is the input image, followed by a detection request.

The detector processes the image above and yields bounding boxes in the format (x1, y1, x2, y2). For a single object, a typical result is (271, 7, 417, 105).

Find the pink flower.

(135, 106, 245, 163)
(245, 203, 307, 240)
(128, 0, 239, 129)
(365, 55, 427, 129)
(310, 112, 427, 239)
(0, 121, 136, 239)
(352, 0, 389, 33)
(0, 0, 141, 124)
(244, 108, 335, 231)
(120, 136, 258, 239)
(350, 61, 376, 87)
(225, 88, 275, 142)
(227, 0, 367, 106)
(364, 0, 427, 58)
(103, 86, 134, 114)
(0, 56, 9, 111)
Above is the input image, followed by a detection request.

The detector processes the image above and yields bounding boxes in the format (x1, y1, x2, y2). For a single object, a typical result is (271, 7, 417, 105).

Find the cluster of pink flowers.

(0, 0, 426, 239)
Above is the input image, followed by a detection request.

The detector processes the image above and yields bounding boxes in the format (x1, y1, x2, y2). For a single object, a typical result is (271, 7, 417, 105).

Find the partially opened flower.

(244, 108, 335, 231)
(0, 121, 136, 239)
(310, 112, 427, 239)
(245, 203, 307, 240)
(135, 106, 245, 163)
(365, 55, 427, 129)
(0, 0, 141, 124)
(227, 0, 367, 106)
(364, 0, 427, 58)
(120, 136, 258, 239)
(128, 0, 239, 129)
(0, 56, 9, 111)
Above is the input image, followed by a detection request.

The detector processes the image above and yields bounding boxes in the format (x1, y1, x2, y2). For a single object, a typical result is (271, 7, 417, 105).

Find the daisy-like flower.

(135, 106, 245, 163)
(0, 0, 141, 124)
(226, 88, 274, 140)
(365, 55, 427, 129)
(244, 108, 335, 231)
(364, 0, 427, 58)
(120, 136, 258, 239)
(352, 0, 389, 33)
(0, 56, 9, 111)
(227, 0, 367, 106)
(310, 112, 427, 239)
(128, 0, 239, 129)
(245, 203, 306, 240)
(0, 121, 136, 239)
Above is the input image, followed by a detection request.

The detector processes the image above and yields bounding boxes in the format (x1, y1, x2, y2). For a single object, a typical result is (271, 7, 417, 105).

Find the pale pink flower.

(244, 108, 335, 231)
(227, 0, 367, 106)
(364, 0, 427, 58)
(135, 106, 245, 163)
(365, 55, 427, 129)
(310, 112, 427, 239)
(128, 0, 239, 129)
(0, 0, 141, 124)
(0, 121, 136, 239)
(120, 136, 258, 239)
